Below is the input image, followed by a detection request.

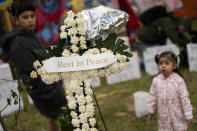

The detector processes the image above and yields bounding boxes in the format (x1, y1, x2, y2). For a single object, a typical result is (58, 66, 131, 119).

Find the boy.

(0, 0, 66, 130)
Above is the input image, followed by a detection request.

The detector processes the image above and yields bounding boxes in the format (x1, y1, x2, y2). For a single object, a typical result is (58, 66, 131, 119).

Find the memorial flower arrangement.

(30, 6, 131, 131)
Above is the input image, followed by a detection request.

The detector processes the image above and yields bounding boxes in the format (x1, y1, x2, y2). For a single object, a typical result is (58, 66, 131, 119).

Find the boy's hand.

(146, 114, 153, 120)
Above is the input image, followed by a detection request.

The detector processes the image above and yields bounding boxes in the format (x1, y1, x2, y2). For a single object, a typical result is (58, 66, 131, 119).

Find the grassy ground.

(3, 69, 197, 131)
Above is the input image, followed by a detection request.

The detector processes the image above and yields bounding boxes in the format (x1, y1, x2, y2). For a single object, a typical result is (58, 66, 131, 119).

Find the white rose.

(68, 101, 77, 109)
(74, 128, 82, 131)
(101, 48, 107, 53)
(85, 87, 93, 95)
(66, 95, 75, 102)
(77, 27, 86, 35)
(79, 105, 86, 113)
(71, 53, 79, 56)
(41, 74, 54, 85)
(60, 25, 66, 32)
(79, 113, 88, 123)
(60, 32, 67, 39)
(86, 104, 94, 113)
(37, 67, 45, 75)
(71, 118, 80, 127)
(106, 50, 113, 54)
(61, 72, 71, 80)
(109, 62, 121, 74)
(105, 68, 111, 76)
(50, 73, 61, 82)
(77, 87, 83, 95)
(84, 79, 91, 88)
(33, 60, 41, 69)
(79, 36, 86, 43)
(90, 128, 98, 131)
(42, 60, 47, 64)
(30, 71, 37, 78)
(80, 44, 87, 49)
(73, 128, 81, 131)
(76, 19, 85, 27)
(92, 48, 100, 54)
(62, 49, 70, 57)
(82, 123, 89, 131)
(89, 118, 96, 127)
(67, 10, 75, 17)
(116, 53, 127, 62)
(68, 28, 77, 36)
(71, 35, 79, 45)
(76, 13, 83, 19)
(77, 95, 86, 105)
(87, 110, 94, 118)
(71, 45, 79, 53)
(85, 95, 93, 104)
(70, 111, 78, 119)
(119, 63, 125, 70)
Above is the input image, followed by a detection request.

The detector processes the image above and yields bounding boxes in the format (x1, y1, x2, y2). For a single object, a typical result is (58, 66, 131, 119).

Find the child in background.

(0, 0, 66, 130)
(146, 51, 194, 131)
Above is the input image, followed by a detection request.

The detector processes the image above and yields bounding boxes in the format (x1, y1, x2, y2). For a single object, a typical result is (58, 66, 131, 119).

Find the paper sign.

(91, 77, 101, 88)
(134, 91, 149, 117)
(143, 44, 179, 75)
(0, 63, 13, 84)
(187, 44, 197, 72)
(106, 52, 141, 84)
(0, 81, 24, 116)
(44, 53, 117, 72)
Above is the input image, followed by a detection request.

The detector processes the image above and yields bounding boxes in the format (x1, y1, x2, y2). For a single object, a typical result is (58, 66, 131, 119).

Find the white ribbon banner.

(43, 53, 117, 72)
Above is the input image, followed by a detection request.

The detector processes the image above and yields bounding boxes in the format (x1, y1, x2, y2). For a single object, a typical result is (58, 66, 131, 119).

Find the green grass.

(2, 69, 197, 131)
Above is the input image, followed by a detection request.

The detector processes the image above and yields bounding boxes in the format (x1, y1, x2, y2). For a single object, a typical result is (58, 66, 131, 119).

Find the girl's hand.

(187, 119, 194, 126)
(146, 114, 153, 120)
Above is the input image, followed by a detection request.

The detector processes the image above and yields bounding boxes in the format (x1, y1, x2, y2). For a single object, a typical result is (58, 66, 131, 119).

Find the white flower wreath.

(30, 7, 131, 131)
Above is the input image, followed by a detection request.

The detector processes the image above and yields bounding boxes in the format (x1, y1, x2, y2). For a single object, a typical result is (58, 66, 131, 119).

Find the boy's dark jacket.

(0, 30, 66, 119)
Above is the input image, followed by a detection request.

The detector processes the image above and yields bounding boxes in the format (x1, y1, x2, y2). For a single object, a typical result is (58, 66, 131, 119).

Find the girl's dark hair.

(155, 51, 183, 78)
(7, 0, 35, 18)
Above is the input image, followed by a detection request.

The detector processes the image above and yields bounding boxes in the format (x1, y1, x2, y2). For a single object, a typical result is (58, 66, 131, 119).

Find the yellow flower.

(80, 44, 87, 49)
(33, 60, 41, 69)
(71, 45, 79, 52)
(37, 67, 45, 75)
(71, 35, 79, 45)
(30, 71, 37, 78)
(60, 32, 67, 39)
(77, 27, 86, 35)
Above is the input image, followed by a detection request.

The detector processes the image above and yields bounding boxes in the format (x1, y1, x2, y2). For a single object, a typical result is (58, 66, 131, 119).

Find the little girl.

(146, 51, 194, 131)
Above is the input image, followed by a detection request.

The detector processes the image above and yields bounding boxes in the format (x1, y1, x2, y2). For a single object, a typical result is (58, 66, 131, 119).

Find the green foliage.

(95, 33, 132, 57)
(33, 33, 132, 61)
(33, 39, 66, 60)
(56, 106, 74, 131)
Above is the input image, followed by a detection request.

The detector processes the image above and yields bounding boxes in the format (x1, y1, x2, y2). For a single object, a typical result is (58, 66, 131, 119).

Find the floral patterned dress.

(147, 72, 193, 131)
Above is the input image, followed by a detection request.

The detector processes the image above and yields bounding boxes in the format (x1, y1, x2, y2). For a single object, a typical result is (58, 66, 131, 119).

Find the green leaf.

(112, 39, 124, 52)
(102, 33, 118, 49)
(94, 33, 132, 58)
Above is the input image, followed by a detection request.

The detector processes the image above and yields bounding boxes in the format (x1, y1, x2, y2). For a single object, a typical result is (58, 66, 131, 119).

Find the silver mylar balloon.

(80, 5, 129, 41)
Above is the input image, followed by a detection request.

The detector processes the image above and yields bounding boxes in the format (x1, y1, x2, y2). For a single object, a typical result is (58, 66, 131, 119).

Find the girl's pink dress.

(147, 72, 193, 131)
